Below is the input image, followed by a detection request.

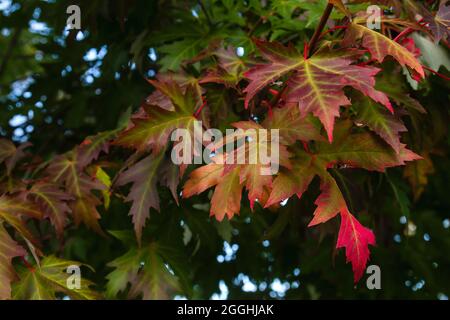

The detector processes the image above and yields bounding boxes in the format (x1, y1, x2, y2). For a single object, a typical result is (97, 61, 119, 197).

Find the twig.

(422, 65, 450, 81)
(194, 96, 207, 118)
(319, 25, 348, 39)
(308, 3, 334, 57)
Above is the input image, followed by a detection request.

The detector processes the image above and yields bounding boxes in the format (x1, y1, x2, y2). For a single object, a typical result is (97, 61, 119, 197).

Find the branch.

(308, 3, 334, 57)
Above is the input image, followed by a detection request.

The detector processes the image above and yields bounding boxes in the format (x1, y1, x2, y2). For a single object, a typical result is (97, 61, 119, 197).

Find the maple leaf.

(264, 150, 315, 208)
(343, 22, 425, 78)
(315, 121, 421, 172)
(353, 95, 407, 153)
(27, 182, 73, 238)
(183, 159, 243, 221)
(0, 195, 42, 245)
(267, 121, 419, 214)
(265, 120, 419, 281)
(0, 139, 31, 175)
(46, 152, 105, 234)
(12, 256, 100, 300)
(106, 241, 183, 299)
(266, 158, 376, 283)
(0, 223, 26, 300)
(78, 130, 118, 167)
(200, 46, 246, 86)
(375, 70, 426, 113)
(308, 170, 348, 226)
(183, 119, 291, 220)
(424, 2, 450, 43)
(404, 152, 435, 201)
(244, 40, 392, 141)
(262, 105, 324, 144)
(336, 208, 376, 283)
(115, 152, 180, 244)
(115, 80, 202, 153)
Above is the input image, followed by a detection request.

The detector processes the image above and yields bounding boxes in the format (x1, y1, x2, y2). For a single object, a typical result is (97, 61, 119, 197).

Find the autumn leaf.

(308, 170, 348, 226)
(78, 130, 117, 167)
(264, 150, 315, 208)
(244, 40, 392, 141)
(286, 52, 393, 142)
(353, 95, 407, 153)
(265, 120, 419, 281)
(343, 22, 425, 78)
(115, 80, 202, 153)
(200, 46, 245, 86)
(183, 159, 243, 221)
(243, 40, 301, 109)
(0, 223, 26, 300)
(336, 208, 376, 283)
(423, 2, 450, 43)
(262, 105, 324, 144)
(12, 256, 100, 300)
(46, 152, 105, 234)
(183, 119, 291, 220)
(0, 139, 31, 175)
(27, 182, 73, 238)
(0, 195, 42, 245)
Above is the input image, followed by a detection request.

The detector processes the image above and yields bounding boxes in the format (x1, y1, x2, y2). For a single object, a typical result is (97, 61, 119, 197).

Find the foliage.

(0, 0, 449, 300)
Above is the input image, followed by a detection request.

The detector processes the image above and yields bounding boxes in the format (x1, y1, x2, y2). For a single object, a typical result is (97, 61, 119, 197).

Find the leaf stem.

(194, 96, 207, 118)
(422, 65, 450, 81)
(308, 3, 334, 57)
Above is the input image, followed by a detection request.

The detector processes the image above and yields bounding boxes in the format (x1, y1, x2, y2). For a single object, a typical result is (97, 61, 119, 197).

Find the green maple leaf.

(314, 120, 421, 172)
(106, 241, 185, 300)
(12, 256, 100, 300)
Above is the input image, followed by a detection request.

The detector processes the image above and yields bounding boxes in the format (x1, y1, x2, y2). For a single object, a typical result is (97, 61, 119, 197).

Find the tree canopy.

(0, 0, 449, 300)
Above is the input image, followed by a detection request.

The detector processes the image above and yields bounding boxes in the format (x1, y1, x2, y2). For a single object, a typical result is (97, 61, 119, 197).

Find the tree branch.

(308, 3, 334, 57)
